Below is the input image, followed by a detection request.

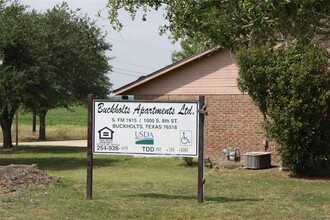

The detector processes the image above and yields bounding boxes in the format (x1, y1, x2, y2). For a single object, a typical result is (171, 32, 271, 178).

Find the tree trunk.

(32, 111, 36, 132)
(0, 108, 16, 148)
(38, 109, 48, 141)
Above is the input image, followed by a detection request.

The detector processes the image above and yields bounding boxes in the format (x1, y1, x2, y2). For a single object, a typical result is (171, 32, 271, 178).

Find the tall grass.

(0, 146, 329, 220)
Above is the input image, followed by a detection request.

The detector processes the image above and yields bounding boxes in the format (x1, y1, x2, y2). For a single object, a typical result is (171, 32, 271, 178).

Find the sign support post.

(87, 94, 94, 200)
(197, 96, 206, 203)
(87, 97, 201, 200)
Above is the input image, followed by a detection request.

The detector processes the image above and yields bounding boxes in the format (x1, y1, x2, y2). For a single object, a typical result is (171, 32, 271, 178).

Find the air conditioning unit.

(244, 152, 271, 169)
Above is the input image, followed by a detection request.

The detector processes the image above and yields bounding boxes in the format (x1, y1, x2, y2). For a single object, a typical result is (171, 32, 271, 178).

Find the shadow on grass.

(130, 193, 262, 203)
(0, 146, 86, 155)
(289, 171, 330, 180)
(0, 157, 120, 171)
(0, 146, 121, 171)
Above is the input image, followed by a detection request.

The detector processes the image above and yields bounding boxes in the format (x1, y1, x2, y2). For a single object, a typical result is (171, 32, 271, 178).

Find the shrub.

(237, 42, 330, 174)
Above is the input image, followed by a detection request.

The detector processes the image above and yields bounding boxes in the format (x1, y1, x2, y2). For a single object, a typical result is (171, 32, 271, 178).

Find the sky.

(19, 0, 181, 91)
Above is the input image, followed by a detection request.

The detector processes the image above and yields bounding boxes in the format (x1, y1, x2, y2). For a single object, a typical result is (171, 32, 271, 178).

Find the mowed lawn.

(0, 146, 329, 220)
(1, 107, 329, 219)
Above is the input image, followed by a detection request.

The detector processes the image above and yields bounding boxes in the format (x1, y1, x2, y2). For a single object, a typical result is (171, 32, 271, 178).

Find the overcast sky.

(19, 0, 180, 90)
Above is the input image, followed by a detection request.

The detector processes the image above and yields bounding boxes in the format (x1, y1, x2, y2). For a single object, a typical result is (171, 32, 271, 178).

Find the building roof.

(114, 47, 222, 95)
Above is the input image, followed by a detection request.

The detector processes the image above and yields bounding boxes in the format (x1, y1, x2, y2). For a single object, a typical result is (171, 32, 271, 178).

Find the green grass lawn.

(7, 106, 88, 142)
(1, 146, 329, 220)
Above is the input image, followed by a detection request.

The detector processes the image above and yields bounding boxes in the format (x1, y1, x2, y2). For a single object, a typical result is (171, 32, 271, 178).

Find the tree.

(0, 2, 39, 148)
(24, 3, 111, 140)
(108, 0, 330, 174)
(171, 37, 213, 63)
(108, 0, 330, 51)
(0, 1, 111, 147)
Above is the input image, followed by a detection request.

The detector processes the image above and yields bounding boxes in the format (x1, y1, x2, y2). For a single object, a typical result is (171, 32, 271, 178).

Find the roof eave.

(114, 46, 221, 95)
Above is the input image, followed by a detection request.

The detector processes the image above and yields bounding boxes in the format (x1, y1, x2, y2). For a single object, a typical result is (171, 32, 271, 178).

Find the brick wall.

(135, 94, 278, 162)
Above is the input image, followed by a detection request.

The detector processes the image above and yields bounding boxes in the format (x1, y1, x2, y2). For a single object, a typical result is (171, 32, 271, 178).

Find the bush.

(237, 42, 330, 174)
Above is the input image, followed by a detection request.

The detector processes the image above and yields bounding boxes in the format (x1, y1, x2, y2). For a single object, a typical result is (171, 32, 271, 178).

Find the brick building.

(114, 47, 277, 162)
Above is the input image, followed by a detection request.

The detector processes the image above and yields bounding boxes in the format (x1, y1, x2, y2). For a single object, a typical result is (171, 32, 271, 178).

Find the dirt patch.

(0, 164, 59, 194)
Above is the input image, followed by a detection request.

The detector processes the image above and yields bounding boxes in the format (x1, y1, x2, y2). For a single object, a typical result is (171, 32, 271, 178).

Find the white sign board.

(93, 100, 199, 157)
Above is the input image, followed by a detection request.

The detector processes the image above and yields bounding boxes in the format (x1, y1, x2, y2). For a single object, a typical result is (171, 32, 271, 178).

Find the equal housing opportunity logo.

(98, 127, 114, 140)
(135, 131, 154, 145)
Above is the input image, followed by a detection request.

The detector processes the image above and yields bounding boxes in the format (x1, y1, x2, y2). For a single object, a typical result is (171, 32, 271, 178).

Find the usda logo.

(135, 131, 154, 145)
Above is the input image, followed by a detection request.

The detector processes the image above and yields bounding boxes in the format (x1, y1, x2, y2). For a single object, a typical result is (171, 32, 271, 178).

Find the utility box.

(244, 152, 271, 169)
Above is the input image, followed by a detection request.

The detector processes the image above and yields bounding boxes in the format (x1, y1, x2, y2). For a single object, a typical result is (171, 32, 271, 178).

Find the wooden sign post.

(197, 96, 206, 203)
